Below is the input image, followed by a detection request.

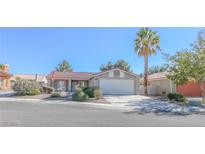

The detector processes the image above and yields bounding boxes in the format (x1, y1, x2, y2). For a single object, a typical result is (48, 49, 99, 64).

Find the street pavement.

(1, 99, 205, 127)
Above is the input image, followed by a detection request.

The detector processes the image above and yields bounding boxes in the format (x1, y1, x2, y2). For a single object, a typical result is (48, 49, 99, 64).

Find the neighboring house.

(141, 71, 204, 96)
(0, 64, 13, 90)
(11, 74, 48, 86)
(140, 71, 176, 95)
(47, 68, 140, 95)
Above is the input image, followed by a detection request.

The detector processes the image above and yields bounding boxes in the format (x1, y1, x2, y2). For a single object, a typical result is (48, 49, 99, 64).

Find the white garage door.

(99, 79, 135, 95)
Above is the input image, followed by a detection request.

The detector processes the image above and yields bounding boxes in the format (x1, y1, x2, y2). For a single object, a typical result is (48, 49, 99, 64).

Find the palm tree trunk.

(144, 55, 148, 96)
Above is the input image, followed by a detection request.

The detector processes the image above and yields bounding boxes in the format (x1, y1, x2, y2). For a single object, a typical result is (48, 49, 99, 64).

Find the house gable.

(93, 68, 139, 79)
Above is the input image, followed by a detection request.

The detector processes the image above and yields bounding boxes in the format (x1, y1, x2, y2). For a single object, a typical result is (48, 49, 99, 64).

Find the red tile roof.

(0, 71, 13, 77)
(47, 71, 96, 80)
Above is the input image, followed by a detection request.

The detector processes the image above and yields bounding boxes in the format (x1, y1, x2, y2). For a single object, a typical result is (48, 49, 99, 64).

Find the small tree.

(114, 59, 132, 72)
(55, 60, 73, 72)
(167, 30, 205, 103)
(100, 61, 114, 71)
(191, 30, 205, 103)
(13, 79, 41, 95)
(100, 60, 132, 72)
(148, 65, 167, 74)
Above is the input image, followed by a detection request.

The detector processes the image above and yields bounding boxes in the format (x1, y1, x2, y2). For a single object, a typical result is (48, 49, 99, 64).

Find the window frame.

(113, 70, 120, 77)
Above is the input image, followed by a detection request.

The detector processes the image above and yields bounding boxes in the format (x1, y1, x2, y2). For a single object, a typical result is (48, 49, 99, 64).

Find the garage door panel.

(99, 79, 134, 95)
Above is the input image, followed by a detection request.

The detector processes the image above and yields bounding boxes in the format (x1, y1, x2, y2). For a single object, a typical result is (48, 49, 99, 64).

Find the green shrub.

(82, 87, 96, 98)
(72, 90, 89, 101)
(94, 89, 103, 100)
(29, 88, 41, 95)
(50, 92, 61, 98)
(167, 93, 187, 102)
(13, 79, 41, 96)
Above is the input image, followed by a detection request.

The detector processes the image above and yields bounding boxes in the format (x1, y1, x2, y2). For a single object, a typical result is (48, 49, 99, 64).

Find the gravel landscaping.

(105, 95, 205, 115)
(127, 100, 205, 115)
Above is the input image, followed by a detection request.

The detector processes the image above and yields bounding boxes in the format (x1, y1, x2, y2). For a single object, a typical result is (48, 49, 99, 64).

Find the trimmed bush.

(50, 92, 61, 98)
(13, 79, 41, 96)
(167, 93, 187, 102)
(94, 89, 103, 100)
(82, 87, 96, 98)
(30, 88, 41, 95)
(72, 89, 89, 101)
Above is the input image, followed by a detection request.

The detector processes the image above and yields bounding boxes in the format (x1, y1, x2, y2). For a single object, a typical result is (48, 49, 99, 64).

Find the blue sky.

(0, 27, 202, 74)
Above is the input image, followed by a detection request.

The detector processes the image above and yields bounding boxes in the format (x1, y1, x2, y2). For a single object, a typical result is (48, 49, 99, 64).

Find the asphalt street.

(1, 100, 205, 127)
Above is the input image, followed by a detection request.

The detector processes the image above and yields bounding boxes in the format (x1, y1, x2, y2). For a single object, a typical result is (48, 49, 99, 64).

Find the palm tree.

(134, 28, 161, 96)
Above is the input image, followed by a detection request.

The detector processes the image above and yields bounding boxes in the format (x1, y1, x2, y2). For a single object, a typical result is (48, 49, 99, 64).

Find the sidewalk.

(0, 97, 131, 111)
(0, 90, 15, 97)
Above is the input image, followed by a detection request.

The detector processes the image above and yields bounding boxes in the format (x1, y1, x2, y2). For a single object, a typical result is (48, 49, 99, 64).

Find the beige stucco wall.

(149, 79, 176, 95)
(0, 77, 11, 90)
(88, 78, 97, 87)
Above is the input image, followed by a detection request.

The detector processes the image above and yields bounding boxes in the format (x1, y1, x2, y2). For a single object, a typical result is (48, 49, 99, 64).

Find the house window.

(114, 70, 120, 77)
(57, 80, 66, 91)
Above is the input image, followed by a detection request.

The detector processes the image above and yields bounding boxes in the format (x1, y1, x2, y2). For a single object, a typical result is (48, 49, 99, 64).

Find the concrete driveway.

(104, 95, 205, 115)
(104, 95, 157, 104)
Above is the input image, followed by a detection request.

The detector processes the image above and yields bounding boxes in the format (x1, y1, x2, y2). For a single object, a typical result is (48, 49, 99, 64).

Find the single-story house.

(0, 64, 13, 90)
(141, 71, 204, 96)
(47, 68, 140, 95)
(11, 74, 48, 86)
(140, 71, 176, 95)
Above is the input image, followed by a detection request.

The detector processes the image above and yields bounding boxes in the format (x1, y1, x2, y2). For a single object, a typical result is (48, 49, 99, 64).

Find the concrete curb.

(0, 97, 131, 111)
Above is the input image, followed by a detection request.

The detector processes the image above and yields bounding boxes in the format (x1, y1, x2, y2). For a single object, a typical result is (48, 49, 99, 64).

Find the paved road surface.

(1, 100, 205, 127)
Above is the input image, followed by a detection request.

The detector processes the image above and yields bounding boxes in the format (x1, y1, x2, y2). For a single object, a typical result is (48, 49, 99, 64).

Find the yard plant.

(167, 30, 205, 103)
(134, 28, 161, 96)
(148, 65, 167, 74)
(167, 93, 187, 102)
(72, 89, 89, 101)
(50, 92, 61, 98)
(82, 86, 96, 98)
(13, 79, 41, 95)
(94, 89, 103, 100)
(55, 60, 73, 72)
(100, 60, 132, 72)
